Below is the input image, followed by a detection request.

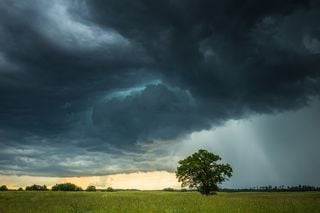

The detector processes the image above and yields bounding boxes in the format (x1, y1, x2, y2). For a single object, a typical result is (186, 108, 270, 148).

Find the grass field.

(0, 191, 319, 213)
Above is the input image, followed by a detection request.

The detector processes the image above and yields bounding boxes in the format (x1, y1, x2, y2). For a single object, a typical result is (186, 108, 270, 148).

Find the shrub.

(163, 187, 175, 192)
(51, 183, 83, 191)
(106, 187, 114, 192)
(0, 185, 8, 191)
(25, 184, 48, 191)
(86, 185, 96, 192)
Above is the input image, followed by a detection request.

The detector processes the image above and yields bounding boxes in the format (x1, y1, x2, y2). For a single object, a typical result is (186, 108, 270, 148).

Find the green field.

(0, 191, 319, 213)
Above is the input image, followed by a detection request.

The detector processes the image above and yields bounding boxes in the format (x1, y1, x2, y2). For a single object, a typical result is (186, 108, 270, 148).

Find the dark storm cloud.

(0, 0, 320, 175)
(87, 0, 320, 107)
(92, 84, 210, 148)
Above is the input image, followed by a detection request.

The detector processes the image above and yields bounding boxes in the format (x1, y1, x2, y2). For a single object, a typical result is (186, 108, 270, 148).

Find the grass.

(0, 191, 319, 213)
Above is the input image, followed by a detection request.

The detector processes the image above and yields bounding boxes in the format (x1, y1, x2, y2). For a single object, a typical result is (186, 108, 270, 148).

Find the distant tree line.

(25, 184, 48, 191)
(220, 185, 320, 192)
(52, 183, 83, 191)
(0, 183, 120, 192)
(86, 185, 96, 191)
(2, 183, 319, 192)
(163, 188, 188, 192)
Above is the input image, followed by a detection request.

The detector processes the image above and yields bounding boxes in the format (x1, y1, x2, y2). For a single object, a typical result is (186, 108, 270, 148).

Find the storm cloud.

(0, 0, 319, 177)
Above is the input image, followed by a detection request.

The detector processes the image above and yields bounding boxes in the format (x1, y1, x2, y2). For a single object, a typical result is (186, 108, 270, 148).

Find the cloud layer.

(0, 0, 319, 177)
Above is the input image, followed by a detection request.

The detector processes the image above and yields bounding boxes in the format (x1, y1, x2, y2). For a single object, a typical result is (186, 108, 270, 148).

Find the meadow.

(0, 191, 319, 213)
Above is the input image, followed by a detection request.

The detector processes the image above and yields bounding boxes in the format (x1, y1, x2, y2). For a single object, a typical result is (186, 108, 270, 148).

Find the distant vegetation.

(105, 187, 114, 192)
(0, 183, 319, 192)
(163, 187, 175, 192)
(0, 185, 8, 191)
(101, 188, 141, 192)
(221, 185, 320, 192)
(86, 185, 96, 192)
(25, 184, 48, 191)
(52, 183, 83, 191)
(163, 188, 189, 192)
(0, 184, 140, 192)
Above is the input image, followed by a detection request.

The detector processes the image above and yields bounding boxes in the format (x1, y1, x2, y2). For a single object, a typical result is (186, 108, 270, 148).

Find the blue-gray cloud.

(0, 0, 319, 177)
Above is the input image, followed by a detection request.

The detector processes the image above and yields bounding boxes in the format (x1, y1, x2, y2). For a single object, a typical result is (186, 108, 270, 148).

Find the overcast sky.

(0, 0, 320, 188)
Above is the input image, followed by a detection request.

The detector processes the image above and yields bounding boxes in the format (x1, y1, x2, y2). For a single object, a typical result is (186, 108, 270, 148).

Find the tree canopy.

(176, 149, 232, 195)
(25, 184, 48, 191)
(105, 187, 114, 192)
(51, 183, 82, 191)
(86, 185, 96, 192)
(0, 185, 8, 191)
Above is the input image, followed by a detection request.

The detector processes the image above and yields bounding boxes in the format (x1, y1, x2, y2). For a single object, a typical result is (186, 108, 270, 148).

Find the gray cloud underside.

(0, 0, 320, 176)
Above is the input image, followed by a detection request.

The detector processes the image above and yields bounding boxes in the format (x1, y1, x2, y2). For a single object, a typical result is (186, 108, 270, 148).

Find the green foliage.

(0, 185, 8, 191)
(176, 149, 232, 195)
(51, 183, 82, 191)
(18, 187, 23, 191)
(163, 187, 175, 192)
(105, 187, 114, 192)
(86, 185, 96, 192)
(0, 191, 320, 212)
(25, 184, 48, 191)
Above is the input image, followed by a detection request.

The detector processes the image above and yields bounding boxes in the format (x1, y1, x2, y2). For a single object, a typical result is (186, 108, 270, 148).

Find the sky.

(0, 0, 320, 189)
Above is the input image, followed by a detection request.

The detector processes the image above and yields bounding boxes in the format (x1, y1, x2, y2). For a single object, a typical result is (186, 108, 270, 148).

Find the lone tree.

(176, 149, 232, 195)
